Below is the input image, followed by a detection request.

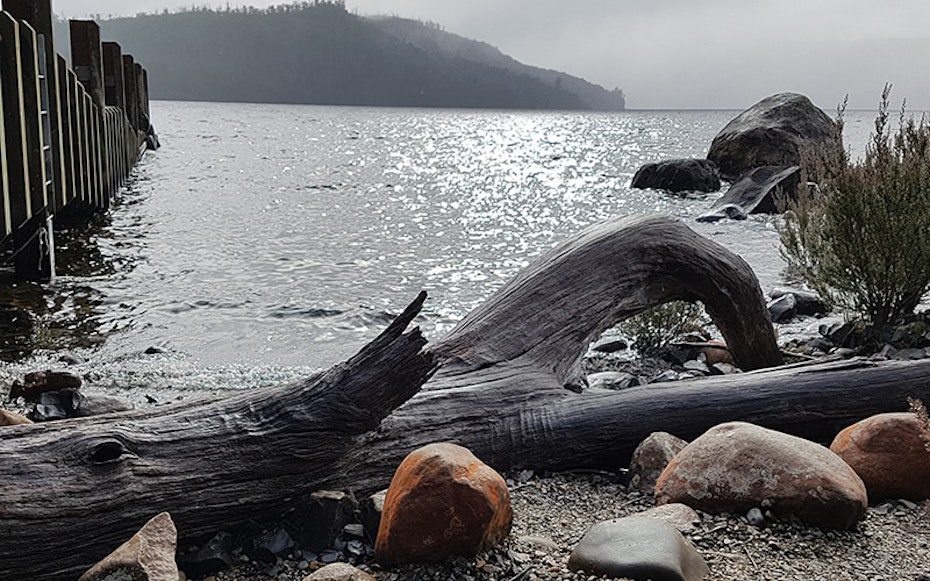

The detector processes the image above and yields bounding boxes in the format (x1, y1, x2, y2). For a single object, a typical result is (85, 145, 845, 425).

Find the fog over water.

(61, 0, 930, 109)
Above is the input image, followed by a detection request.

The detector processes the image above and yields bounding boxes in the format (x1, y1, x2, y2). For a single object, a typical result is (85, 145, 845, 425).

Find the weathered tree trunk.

(346, 357, 930, 494)
(0, 294, 434, 581)
(3, 216, 929, 580)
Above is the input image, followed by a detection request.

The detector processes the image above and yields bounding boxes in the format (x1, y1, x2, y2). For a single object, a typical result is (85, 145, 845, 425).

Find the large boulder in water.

(707, 93, 838, 180)
(631, 159, 721, 193)
(697, 166, 800, 222)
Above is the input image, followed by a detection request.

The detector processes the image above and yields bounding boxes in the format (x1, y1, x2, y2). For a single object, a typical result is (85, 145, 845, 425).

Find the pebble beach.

(211, 472, 929, 581)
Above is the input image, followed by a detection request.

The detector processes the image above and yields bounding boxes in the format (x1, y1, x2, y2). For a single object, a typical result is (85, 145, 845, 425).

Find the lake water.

(0, 102, 880, 395)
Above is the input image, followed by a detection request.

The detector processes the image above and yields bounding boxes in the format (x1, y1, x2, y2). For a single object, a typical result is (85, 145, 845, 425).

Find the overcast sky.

(59, 0, 930, 110)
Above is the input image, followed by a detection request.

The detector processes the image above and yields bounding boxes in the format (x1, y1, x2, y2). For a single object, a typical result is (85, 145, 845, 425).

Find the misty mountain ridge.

(57, 1, 625, 111)
(368, 16, 625, 111)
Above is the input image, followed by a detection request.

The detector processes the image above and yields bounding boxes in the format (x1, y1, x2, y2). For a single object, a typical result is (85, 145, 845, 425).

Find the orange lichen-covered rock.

(830, 412, 930, 501)
(375, 442, 512, 566)
(701, 341, 735, 366)
(655, 422, 867, 529)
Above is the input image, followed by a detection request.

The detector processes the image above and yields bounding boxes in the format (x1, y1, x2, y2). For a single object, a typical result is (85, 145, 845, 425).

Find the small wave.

(268, 306, 345, 319)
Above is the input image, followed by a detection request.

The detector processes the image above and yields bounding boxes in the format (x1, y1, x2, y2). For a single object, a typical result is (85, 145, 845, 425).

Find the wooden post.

(0, 34, 9, 240)
(0, 15, 52, 280)
(104, 109, 115, 197)
(0, 13, 32, 231)
(101, 42, 125, 110)
(18, 22, 49, 222)
(134, 63, 145, 132)
(142, 68, 150, 120)
(102, 43, 125, 194)
(69, 20, 104, 108)
(57, 55, 75, 207)
(122, 54, 139, 133)
(4, 0, 65, 212)
(68, 71, 86, 207)
(81, 93, 92, 208)
(89, 99, 101, 209)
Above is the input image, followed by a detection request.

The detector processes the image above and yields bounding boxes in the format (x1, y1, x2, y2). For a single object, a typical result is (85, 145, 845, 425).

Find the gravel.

(210, 472, 930, 581)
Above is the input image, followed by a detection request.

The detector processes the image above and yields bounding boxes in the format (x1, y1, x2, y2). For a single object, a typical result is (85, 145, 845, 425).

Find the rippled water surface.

(0, 103, 881, 389)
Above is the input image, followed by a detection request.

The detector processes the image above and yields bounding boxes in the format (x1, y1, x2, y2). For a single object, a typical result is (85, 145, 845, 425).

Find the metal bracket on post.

(44, 213, 55, 284)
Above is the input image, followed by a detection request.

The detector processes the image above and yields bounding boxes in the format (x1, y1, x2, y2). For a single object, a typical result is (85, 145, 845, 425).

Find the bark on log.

(0, 293, 434, 581)
(350, 357, 930, 495)
(4, 215, 929, 580)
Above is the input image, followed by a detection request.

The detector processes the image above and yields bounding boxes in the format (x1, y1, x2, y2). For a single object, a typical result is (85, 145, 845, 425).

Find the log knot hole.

(87, 438, 136, 465)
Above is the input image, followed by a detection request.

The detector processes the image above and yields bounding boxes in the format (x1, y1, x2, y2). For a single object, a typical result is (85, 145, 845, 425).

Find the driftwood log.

(3, 215, 930, 580)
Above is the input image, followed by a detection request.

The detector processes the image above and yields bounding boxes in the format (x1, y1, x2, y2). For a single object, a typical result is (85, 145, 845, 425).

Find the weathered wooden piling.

(0, 0, 152, 281)
(122, 54, 139, 131)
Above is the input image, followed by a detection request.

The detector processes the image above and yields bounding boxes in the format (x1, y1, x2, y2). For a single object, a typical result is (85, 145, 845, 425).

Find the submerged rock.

(631, 159, 721, 193)
(695, 203, 748, 223)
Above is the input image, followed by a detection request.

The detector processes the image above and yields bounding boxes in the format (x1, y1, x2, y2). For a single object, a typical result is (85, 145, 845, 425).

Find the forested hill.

(370, 16, 625, 111)
(73, 1, 625, 110)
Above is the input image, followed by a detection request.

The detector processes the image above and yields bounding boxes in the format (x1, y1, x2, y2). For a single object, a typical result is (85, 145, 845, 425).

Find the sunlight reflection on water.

(0, 103, 885, 383)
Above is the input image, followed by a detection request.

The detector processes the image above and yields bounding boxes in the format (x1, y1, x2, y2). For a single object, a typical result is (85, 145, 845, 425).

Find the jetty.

(0, 0, 151, 282)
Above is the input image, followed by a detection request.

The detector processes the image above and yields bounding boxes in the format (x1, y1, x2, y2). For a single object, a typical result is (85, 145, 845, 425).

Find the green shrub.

(620, 301, 706, 354)
(779, 85, 930, 333)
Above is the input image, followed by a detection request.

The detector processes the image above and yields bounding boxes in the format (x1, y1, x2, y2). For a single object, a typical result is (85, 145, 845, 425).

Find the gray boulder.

(655, 422, 868, 529)
(767, 293, 798, 323)
(285, 490, 358, 553)
(586, 371, 640, 391)
(770, 287, 828, 317)
(629, 432, 689, 494)
(707, 93, 838, 180)
(631, 159, 721, 193)
(568, 516, 709, 581)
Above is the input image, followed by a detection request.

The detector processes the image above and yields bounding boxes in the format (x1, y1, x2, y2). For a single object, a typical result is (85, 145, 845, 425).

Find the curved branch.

(434, 215, 782, 386)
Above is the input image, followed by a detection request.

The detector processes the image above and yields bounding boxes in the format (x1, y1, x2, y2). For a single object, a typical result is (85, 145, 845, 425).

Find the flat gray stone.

(568, 516, 709, 581)
(586, 371, 639, 390)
